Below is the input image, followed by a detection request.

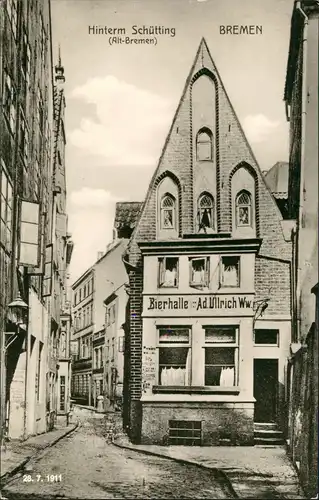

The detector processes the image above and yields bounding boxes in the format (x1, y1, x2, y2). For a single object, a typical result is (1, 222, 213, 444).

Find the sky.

(50, 0, 294, 283)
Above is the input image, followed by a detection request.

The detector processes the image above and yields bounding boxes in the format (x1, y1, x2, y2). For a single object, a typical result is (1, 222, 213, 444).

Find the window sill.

(152, 386, 240, 395)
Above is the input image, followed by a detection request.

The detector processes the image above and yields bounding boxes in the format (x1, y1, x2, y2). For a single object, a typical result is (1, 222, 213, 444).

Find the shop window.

(196, 128, 213, 161)
(204, 326, 238, 386)
(220, 256, 240, 287)
(197, 193, 214, 232)
(236, 190, 252, 227)
(158, 257, 178, 288)
(254, 329, 279, 346)
(189, 257, 210, 288)
(158, 327, 191, 386)
(160, 194, 176, 229)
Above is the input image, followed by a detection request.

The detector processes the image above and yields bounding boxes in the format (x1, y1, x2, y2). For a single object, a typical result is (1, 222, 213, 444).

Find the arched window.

(196, 129, 213, 161)
(236, 190, 252, 226)
(160, 193, 176, 229)
(198, 193, 214, 232)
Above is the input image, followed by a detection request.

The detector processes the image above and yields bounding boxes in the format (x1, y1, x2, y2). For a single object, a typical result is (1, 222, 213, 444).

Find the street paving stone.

(2, 414, 233, 499)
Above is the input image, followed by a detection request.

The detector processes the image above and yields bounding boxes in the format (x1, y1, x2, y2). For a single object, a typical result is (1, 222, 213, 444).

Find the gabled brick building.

(123, 39, 293, 446)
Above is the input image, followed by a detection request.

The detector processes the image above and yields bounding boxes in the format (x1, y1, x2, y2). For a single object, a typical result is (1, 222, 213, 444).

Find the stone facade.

(0, 0, 73, 441)
(284, 2, 319, 497)
(124, 39, 293, 445)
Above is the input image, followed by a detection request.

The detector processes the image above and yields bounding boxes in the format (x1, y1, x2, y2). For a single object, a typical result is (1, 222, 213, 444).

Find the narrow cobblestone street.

(2, 413, 233, 499)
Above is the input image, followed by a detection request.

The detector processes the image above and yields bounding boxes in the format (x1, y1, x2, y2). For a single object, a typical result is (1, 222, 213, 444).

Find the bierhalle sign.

(142, 293, 255, 317)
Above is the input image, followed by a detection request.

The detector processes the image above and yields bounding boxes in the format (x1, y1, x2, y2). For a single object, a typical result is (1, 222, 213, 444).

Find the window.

(189, 257, 210, 288)
(110, 304, 116, 324)
(106, 308, 110, 327)
(83, 307, 87, 327)
(158, 257, 178, 288)
(169, 420, 202, 446)
(3, 71, 16, 133)
(0, 164, 13, 253)
(6, 0, 18, 38)
(34, 158, 40, 200)
(106, 339, 110, 361)
(236, 190, 252, 227)
(19, 200, 40, 266)
(20, 110, 29, 166)
(78, 310, 82, 330)
(204, 326, 238, 386)
(118, 336, 125, 353)
(160, 194, 176, 229)
(39, 15, 47, 63)
(196, 129, 213, 161)
(111, 338, 115, 360)
(21, 30, 31, 92)
(198, 193, 214, 232)
(79, 288, 82, 302)
(158, 327, 191, 386)
(220, 256, 240, 287)
(36, 342, 43, 401)
(74, 292, 77, 306)
(254, 329, 279, 346)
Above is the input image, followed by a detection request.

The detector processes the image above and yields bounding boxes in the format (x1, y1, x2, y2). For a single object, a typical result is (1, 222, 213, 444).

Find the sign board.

(142, 345, 157, 394)
(142, 293, 255, 317)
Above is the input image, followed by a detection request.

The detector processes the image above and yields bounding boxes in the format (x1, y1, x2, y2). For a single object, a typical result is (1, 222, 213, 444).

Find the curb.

(112, 437, 239, 499)
(0, 423, 78, 488)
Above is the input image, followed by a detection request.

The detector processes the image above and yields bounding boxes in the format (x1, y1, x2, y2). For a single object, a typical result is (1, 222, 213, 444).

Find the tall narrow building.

(123, 39, 293, 446)
(284, 1, 318, 496)
(0, 0, 73, 441)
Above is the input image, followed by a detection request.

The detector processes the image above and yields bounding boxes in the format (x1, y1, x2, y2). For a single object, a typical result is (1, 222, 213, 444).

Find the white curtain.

(219, 367, 235, 386)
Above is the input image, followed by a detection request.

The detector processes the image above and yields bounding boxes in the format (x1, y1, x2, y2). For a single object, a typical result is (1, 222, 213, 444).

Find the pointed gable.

(127, 39, 291, 267)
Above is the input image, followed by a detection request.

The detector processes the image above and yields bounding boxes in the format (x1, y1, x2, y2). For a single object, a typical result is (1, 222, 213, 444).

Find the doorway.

(253, 359, 278, 423)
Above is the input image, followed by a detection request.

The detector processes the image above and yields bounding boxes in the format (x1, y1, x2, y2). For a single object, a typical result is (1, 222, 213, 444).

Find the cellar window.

(168, 420, 202, 446)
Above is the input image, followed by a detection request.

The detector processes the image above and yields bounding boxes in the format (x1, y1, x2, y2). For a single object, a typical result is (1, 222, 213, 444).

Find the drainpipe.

(295, 1, 308, 342)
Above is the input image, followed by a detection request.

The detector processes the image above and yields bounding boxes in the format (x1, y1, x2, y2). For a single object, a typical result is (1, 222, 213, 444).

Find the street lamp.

(7, 293, 28, 328)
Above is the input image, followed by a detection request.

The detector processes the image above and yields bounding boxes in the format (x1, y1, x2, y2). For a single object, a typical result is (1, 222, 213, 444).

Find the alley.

(2, 414, 234, 499)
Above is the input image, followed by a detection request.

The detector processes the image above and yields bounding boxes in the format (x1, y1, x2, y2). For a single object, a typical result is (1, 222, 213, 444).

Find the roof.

(113, 202, 143, 230)
(264, 162, 289, 199)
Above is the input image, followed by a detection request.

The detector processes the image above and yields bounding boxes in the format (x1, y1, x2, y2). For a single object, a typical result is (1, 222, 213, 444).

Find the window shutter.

(42, 243, 53, 297)
(19, 200, 40, 266)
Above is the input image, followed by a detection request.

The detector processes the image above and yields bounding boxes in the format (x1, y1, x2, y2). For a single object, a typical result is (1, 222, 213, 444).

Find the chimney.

(97, 251, 104, 261)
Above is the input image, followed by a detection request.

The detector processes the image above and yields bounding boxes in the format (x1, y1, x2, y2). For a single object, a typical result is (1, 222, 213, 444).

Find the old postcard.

(1, 0, 318, 499)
